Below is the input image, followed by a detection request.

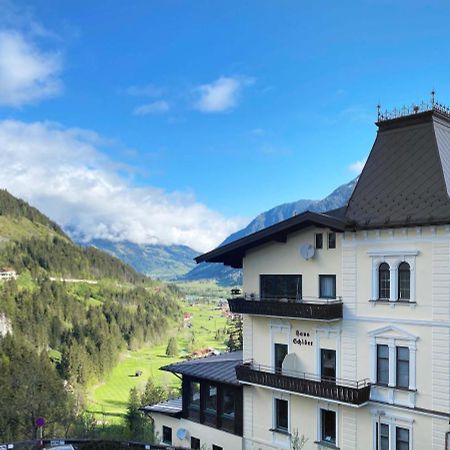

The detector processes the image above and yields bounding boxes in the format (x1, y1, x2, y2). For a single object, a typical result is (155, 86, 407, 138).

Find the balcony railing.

(228, 295, 343, 320)
(236, 361, 371, 406)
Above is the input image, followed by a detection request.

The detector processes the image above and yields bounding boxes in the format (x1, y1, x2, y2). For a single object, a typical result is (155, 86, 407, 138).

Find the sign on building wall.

(292, 330, 313, 346)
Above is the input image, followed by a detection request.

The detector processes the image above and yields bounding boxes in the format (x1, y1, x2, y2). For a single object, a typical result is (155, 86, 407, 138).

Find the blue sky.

(1, 1, 450, 251)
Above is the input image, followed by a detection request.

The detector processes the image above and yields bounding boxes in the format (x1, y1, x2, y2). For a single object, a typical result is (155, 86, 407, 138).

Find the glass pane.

(377, 344, 389, 385)
(328, 232, 336, 249)
(276, 399, 288, 431)
(321, 349, 336, 380)
(379, 263, 390, 299)
(275, 343, 288, 372)
(189, 382, 200, 409)
(398, 262, 410, 300)
(376, 423, 389, 450)
(321, 409, 336, 443)
(205, 384, 217, 413)
(396, 347, 409, 388)
(222, 387, 235, 419)
(396, 427, 409, 450)
(260, 275, 302, 301)
(319, 275, 336, 299)
(315, 233, 323, 249)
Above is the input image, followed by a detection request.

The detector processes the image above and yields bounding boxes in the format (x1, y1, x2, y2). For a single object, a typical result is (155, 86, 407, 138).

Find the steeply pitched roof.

(195, 211, 348, 268)
(345, 109, 450, 228)
(161, 351, 243, 385)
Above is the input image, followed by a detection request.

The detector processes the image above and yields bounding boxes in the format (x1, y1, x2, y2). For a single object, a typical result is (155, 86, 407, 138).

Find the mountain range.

(86, 178, 357, 285)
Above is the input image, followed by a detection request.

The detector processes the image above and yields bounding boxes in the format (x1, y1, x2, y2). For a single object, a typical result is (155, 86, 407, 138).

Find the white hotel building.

(149, 104, 450, 449)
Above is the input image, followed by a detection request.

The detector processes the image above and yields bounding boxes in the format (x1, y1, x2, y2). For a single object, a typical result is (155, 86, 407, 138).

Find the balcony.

(236, 362, 371, 406)
(228, 295, 343, 321)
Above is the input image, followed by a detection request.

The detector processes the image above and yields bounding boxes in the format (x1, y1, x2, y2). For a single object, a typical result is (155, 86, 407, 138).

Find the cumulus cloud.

(193, 76, 253, 113)
(0, 30, 62, 107)
(133, 100, 170, 116)
(348, 159, 366, 174)
(0, 120, 245, 252)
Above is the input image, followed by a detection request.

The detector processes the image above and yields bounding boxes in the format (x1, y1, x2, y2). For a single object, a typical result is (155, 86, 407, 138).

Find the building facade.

(196, 105, 450, 449)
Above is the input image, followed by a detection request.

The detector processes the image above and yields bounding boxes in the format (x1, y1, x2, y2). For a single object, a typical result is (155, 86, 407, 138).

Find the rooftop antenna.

(377, 103, 381, 121)
(431, 89, 436, 106)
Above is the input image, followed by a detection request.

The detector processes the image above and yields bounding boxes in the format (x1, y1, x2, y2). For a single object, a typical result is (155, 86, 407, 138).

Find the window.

(375, 423, 389, 450)
(377, 344, 389, 385)
(321, 409, 336, 444)
(315, 233, 323, 249)
(378, 263, 390, 300)
(275, 398, 288, 432)
(398, 262, 410, 301)
(319, 275, 336, 299)
(321, 349, 336, 381)
(191, 437, 201, 449)
(396, 427, 409, 450)
(396, 347, 410, 388)
(328, 232, 336, 249)
(162, 426, 172, 444)
(260, 274, 302, 301)
(189, 381, 201, 410)
(274, 343, 288, 373)
(204, 384, 217, 413)
(212, 446, 223, 450)
(221, 386, 236, 432)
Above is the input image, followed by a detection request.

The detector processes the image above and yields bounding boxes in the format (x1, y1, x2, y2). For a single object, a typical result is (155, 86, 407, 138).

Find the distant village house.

(0, 267, 17, 281)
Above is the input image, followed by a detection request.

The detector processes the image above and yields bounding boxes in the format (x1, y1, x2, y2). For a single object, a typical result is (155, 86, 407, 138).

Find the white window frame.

(316, 402, 339, 447)
(368, 250, 418, 302)
(371, 409, 414, 450)
(369, 326, 418, 391)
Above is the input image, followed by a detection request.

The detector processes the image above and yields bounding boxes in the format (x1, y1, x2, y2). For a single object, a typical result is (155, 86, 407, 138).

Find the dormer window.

(398, 262, 410, 301)
(378, 263, 390, 300)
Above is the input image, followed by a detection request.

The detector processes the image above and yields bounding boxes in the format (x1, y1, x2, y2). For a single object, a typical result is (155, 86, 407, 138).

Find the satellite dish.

(177, 428, 189, 440)
(300, 244, 315, 260)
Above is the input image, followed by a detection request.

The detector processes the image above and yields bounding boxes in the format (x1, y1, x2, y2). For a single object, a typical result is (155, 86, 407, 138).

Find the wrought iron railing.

(236, 361, 371, 406)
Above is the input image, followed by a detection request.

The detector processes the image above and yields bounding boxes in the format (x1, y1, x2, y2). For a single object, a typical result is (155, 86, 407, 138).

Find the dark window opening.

(260, 274, 302, 301)
(378, 263, 390, 300)
(162, 426, 172, 444)
(321, 409, 336, 444)
(221, 386, 236, 433)
(398, 262, 411, 300)
(203, 383, 217, 425)
(396, 427, 409, 450)
(319, 275, 336, 299)
(321, 349, 336, 381)
(212, 446, 223, 450)
(191, 437, 200, 449)
(315, 233, 323, 249)
(188, 381, 200, 410)
(275, 398, 288, 432)
(328, 232, 336, 249)
(375, 423, 389, 450)
(274, 343, 288, 373)
(396, 346, 410, 389)
(377, 344, 389, 385)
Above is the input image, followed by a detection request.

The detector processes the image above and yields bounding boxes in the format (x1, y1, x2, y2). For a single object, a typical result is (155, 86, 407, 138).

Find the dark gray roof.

(345, 109, 450, 228)
(141, 397, 182, 417)
(195, 211, 348, 268)
(195, 107, 450, 268)
(161, 351, 243, 386)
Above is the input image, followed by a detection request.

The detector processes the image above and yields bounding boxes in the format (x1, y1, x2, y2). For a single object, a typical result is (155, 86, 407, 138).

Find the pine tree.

(165, 336, 178, 356)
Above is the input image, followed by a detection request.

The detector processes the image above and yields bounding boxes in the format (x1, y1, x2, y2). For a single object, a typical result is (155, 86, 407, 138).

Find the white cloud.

(193, 76, 253, 113)
(133, 100, 170, 116)
(0, 120, 245, 252)
(0, 30, 62, 107)
(348, 159, 366, 174)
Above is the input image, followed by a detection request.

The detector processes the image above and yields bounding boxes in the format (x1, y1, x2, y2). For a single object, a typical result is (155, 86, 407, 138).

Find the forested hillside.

(0, 190, 182, 441)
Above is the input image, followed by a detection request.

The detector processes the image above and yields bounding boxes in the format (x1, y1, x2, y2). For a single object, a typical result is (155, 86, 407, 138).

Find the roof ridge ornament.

(376, 90, 450, 123)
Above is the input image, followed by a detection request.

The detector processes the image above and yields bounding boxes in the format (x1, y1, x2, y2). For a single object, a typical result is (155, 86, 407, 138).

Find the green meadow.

(87, 295, 230, 422)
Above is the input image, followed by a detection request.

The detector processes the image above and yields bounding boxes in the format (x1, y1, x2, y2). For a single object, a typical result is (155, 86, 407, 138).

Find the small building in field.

(0, 267, 17, 281)
(142, 351, 243, 450)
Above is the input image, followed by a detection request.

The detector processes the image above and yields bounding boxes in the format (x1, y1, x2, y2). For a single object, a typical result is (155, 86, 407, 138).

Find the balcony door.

(321, 349, 336, 382)
(260, 274, 302, 302)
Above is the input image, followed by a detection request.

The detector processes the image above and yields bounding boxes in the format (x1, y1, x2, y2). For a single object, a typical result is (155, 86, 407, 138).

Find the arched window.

(398, 262, 411, 301)
(378, 263, 390, 300)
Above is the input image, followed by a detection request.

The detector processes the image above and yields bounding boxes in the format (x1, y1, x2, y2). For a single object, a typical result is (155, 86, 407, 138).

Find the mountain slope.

(83, 239, 198, 279)
(181, 178, 357, 285)
(0, 190, 147, 284)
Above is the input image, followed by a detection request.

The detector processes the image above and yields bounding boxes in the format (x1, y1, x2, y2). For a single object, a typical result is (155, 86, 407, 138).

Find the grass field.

(87, 299, 229, 422)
